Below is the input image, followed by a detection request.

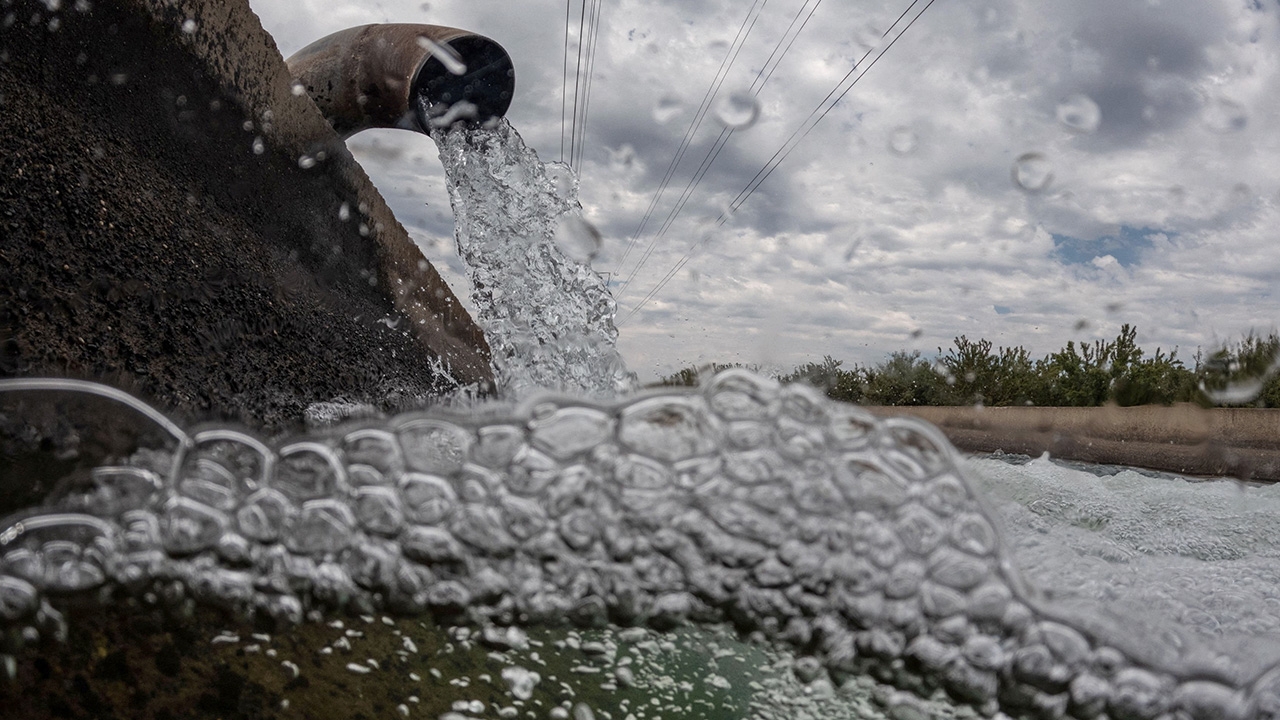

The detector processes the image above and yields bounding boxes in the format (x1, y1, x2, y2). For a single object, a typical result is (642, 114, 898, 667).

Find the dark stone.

(153, 643, 181, 677)
(0, 0, 493, 442)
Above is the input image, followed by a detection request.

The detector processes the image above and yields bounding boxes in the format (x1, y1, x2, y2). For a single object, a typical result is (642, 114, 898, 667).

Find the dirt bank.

(0, 0, 490, 441)
(0, 2, 502, 714)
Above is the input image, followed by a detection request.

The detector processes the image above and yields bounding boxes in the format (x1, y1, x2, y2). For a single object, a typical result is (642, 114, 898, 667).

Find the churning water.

(2, 120, 1280, 719)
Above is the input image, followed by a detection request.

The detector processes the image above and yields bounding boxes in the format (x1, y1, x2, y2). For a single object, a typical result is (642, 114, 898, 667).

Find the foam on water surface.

(969, 454, 1280, 676)
(3, 374, 1280, 719)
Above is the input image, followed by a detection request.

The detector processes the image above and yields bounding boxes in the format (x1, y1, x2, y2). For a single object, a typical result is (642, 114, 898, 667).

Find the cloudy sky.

(250, 0, 1280, 381)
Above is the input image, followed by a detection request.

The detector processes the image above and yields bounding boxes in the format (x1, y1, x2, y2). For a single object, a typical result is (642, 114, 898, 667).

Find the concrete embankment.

(1, 0, 491, 436)
(869, 404, 1280, 482)
(1, 3, 498, 714)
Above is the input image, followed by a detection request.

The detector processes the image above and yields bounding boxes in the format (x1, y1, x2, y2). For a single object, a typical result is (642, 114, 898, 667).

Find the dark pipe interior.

(413, 35, 515, 134)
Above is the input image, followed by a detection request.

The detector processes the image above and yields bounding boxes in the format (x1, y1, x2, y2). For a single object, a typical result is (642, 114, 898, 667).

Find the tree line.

(658, 325, 1280, 408)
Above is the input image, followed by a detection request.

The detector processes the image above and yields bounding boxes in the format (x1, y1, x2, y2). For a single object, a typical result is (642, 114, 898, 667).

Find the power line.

(617, 0, 822, 304)
(574, 0, 606, 169)
(560, 0, 573, 164)
(649, 0, 820, 246)
(620, 0, 937, 325)
(568, 0, 590, 168)
(718, 0, 929, 223)
(760, 0, 824, 89)
(613, 0, 769, 288)
(616, 3, 771, 300)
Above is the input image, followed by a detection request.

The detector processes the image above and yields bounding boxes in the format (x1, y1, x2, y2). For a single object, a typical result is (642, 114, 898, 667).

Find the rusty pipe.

(285, 24, 515, 139)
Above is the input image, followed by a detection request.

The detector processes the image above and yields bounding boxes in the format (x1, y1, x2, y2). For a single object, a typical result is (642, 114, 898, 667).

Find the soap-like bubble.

(1011, 152, 1053, 193)
(1055, 93, 1101, 133)
(713, 90, 760, 130)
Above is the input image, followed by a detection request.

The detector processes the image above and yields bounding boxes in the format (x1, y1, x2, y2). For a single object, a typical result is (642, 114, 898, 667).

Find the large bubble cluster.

(3, 371, 1280, 719)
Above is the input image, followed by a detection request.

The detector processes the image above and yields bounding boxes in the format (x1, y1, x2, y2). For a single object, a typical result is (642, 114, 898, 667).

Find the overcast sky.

(250, 0, 1280, 381)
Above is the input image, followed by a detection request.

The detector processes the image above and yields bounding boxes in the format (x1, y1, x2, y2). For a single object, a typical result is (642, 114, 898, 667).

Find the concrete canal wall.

(870, 404, 1280, 482)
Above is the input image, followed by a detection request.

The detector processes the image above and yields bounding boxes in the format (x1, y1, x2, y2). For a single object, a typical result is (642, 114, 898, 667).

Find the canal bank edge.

(869, 404, 1280, 483)
(0, 0, 492, 436)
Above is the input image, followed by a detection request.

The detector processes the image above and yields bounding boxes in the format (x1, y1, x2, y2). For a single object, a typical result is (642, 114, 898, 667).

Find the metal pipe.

(285, 24, 515, 139)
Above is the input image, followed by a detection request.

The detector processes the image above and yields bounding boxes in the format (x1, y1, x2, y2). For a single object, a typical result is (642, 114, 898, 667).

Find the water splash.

(435, 118, 635, 400)
(2, 374, 1278, 718)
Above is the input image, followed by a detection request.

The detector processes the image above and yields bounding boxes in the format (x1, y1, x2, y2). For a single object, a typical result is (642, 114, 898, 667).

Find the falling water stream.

(435, 118, 635, 401)
(2, 120, 1280, 719)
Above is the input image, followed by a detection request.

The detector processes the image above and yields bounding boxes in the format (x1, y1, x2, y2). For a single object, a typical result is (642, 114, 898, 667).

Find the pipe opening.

(414, 35, 514, 134)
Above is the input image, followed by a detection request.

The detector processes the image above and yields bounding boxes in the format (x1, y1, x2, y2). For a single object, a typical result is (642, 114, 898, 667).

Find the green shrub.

(675, 326, 1278, 407)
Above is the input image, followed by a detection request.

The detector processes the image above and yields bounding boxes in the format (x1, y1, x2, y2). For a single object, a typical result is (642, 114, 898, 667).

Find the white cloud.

(251, 0, 1280, 381)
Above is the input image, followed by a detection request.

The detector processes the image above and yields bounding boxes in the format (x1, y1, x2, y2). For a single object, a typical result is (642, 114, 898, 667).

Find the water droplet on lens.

(1055, 93, 1100, 133)
(251, 137, 264, 155)
(298, 155, 316, 169)
(1203, 96, 1246, 133)
(888, 126, 917, 155)
(608, 144, 636, 171)
(1201, 377, 1266, 405)
(653, 93, 683, 124)
(1011, 152, 1053, 193)
(555, 216, 603, 264)
(843, 237, 864, 262)
(416, 36, 467, 75)
(290, 81, 306, 97)
(713, 90, 759, 129)
(338, 202, 351, 221)
(181, 19, 196, 34)
(546, 162, 575, 199)
(855, 23, 884, 53)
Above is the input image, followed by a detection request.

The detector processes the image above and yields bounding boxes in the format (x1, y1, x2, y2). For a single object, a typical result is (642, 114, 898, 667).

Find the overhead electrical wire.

(561, 0, 608, 169)
(717, 0, 933, 224)
(622, 0, 829, 299)
(574, 0, 606, 168)
(613, 0, 769, 289)
(567, 0, 590, 169)
(615, 0, 773, 299)
(620, 0, 937, 325)
(560, 0, 572, 163)
(616, 0, 822, 303)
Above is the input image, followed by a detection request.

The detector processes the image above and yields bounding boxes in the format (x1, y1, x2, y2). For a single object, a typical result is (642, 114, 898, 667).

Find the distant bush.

(655, 362, 749, 387)
(664, 326, 1280, 408)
